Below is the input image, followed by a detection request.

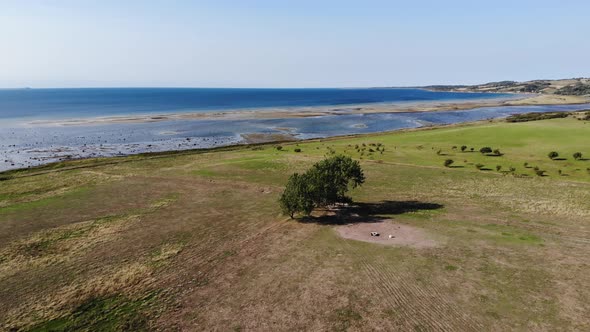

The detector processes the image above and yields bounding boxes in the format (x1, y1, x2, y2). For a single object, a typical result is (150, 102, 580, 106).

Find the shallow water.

(0, 88, 510, 122)
(1, 103, 589, 172)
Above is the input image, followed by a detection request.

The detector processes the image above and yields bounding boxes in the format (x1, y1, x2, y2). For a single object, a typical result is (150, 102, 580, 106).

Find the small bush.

(461, 145, 467, 152)
(496, 165, 502, 171)
(524, 162, 529, 168)
(475, 163, 484, 170)
(294, 148, 302, 153)
(480, 147, 492, 154)
(548, 151, 559, 160)
(535, 169, 546, 176)
(573, 152, 583, 160)
(493, 149, 502, 156)
(509, 166, 516, 173)
(276, 146, 283, 151)
(444, 159, 454, 167)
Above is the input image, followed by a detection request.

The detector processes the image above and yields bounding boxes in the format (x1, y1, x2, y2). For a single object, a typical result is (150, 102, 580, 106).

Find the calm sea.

(0, 88, 510, 121)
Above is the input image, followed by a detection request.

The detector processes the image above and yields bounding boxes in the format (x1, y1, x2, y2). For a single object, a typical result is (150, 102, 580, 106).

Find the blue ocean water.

(0, 88, 510, 121)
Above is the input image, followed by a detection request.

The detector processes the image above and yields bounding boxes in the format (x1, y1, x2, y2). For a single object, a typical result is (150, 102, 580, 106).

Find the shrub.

(475, 163, 484, 170)
(470, 148, 474, 152)
(496, 165, 502, 171)
(558, 169, 562, 176)
(524, 162, 529, 168)
(509, 167, 516, 173)
(493, 149, 502, 156)
(480, 147, 493, 154)
(548, 151, 559, 160)
(535, 169, 546, 176)
(573, 152, 583, 160)
(461, 145, 467, 152)
(276, 146, 283, 151)
(444, 159, 454, 167)
(294, 148, 302, 153)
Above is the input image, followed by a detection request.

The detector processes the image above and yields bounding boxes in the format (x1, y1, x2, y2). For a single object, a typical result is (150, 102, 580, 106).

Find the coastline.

(2, 92, 589, 173)
(22, 93, 588, 127)
(3, 107, 586, 178)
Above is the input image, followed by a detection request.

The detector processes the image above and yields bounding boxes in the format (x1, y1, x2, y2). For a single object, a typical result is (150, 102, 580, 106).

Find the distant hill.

(423, 78, 590, 96)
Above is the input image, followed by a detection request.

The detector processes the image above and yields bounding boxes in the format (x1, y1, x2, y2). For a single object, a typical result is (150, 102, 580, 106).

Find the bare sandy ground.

(27, 93, 590, 127)
(335, 220, 439, 248)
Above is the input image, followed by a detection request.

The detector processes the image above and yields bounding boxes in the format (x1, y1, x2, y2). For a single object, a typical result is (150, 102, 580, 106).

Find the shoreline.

(2, 94, 589, 173)
(3, 107, 589, 176)
(21, 93, 588, 127)
(0, 118, 507, 177)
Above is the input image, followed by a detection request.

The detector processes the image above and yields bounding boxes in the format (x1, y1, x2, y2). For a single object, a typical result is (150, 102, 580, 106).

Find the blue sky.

(1, 0, 589, 88)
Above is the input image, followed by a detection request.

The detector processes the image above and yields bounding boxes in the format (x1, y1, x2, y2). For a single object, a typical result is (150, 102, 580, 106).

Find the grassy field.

(1, 116, 589, 331)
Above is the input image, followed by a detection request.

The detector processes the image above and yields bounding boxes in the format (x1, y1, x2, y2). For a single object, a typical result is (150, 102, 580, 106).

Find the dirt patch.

(335, 220, 438, 248)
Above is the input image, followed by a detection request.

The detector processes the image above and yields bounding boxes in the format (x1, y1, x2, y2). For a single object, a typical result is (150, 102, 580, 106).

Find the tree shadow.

(298, 200, 444, 225)
(449, 165, 464, 168)
(553, 158, 567, 161)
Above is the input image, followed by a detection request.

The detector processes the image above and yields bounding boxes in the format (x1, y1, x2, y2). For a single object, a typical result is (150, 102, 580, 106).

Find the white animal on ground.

(388, 234, 393, 239)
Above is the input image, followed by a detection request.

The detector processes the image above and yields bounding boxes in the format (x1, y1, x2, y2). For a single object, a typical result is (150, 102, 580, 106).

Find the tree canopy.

(279, 155, 365, 218)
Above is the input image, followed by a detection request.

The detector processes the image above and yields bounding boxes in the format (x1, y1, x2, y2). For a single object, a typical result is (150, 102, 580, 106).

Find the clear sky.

(1, 0, 589, 88)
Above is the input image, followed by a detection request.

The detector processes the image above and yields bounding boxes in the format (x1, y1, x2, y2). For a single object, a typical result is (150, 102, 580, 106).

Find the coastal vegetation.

(425, 77, 590, 96)
(555, 83, 590, 96)
(505, 111, 569, 123)
(1, 115, 589, 331)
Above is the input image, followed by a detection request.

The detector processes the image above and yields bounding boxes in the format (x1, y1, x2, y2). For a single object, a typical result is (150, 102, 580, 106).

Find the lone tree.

(279, 155, 365, 218)
(461, 145, 467, 152)
(444, 159, 454, 167)
(573, 152, 583, 160)
(548, 151, 559, 160)
(480, 147, 493, 154)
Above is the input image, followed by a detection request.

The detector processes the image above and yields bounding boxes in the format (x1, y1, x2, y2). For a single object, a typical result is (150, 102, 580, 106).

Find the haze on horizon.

(1, 0, 589, 89)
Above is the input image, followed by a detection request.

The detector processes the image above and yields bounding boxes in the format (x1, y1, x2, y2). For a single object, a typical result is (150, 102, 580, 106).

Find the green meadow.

(1, 115, 589, 331)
